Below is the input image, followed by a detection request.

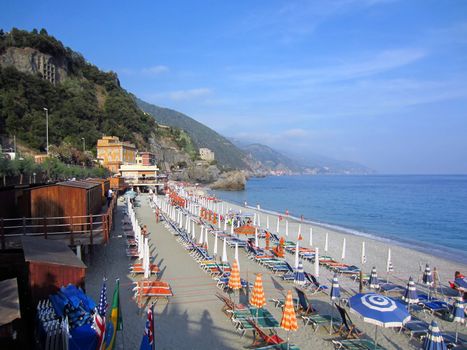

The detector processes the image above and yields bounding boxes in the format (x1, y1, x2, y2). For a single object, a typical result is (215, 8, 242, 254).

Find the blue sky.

(3, 0, 467, 173)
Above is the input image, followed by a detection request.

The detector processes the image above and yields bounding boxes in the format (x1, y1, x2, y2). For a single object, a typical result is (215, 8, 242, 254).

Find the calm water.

(212, 175, 467, 263)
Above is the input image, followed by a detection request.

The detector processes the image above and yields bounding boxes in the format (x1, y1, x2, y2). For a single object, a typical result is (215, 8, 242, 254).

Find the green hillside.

(0, 28, 156, 153)
(135, 97, 249, 170)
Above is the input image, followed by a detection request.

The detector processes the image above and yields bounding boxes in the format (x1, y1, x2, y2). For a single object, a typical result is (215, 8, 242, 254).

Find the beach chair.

(379, 283, 405, 295)
(254, 344, 300, 350)
(302, 313, 341, 332)
(269, 297, 299, 309)
(420, 299, 450, 316)
(215, 292, 246, 314)
(247, 318, 284, 347)
(332, 339, 386, 350)
(129, 263, 159, 275)
(335, 304, 364, 339)
(230, 307, 280, 337)
(399, 317, 429, 339)
(294, 287, 316, 315)
(304, 272, 328, 295)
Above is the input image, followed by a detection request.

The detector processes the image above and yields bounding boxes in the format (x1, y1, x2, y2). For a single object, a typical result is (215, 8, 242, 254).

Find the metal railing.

(0, 195, 117, 249)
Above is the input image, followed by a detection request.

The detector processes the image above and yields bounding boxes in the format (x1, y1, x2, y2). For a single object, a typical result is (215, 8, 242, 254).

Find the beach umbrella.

(234, 242, 240, 268)
(285, 220, 289, 237)
(221, 238, 228, 262)
(349, 293, 410, 349)
(452, 299, 465, 342)
(229, 259, 242, 308)
(386, 248, 393, 273)
(402, 277, 419, 312)
(223, 218, 227, 231)
(221, 202, 224, 215)
(361, 242, 367, 265)
(314, 247, 320, 277)
(330, 274, 341, 334)
(198, 226, 204, 245)
(143, 237, 150, 279)
(213, 231, 218, 257)
(341, 238, 346, 261)
(423, 320, 447, 350)
(309, 227, 313, 247)
(218, 213, 221, 229)
(253, 213, 257, 226)
(250, 273, 266, 320)
(230, 222, 234, 235)
(423, 264, 434, 286)
(280, 290, 298, 350)
(266, 216, 270, 229)
(294, 262, 306, 285)
(204, 228, 209, 250)
(368, 266, 380, 290)
(298, 224, 301, 237)
(276, 217, 280, 233)
(324, 232, 329, 253)
(258, 213, 261, 227)
(254, 227, 259, 247)
(294, 240, 300, 269)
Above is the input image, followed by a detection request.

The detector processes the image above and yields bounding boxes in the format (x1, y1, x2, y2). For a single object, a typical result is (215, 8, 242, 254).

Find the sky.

(2, 0, 467, 174)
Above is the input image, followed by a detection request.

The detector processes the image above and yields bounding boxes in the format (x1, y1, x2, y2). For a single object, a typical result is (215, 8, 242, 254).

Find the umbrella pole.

(455, 323, 458, 343)
(287, 331, 290, 350)
(374, 326, 378, 350)
(330, 299, 333, 335)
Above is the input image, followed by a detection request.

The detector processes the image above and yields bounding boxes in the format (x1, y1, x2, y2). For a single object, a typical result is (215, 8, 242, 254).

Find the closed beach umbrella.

(294, 240, 300, 269)
(253, 213, 257, 226)
(402, 277, 419, 311)
(198, 226, 204, 244)
(250, 273, 266, 311)
(218, 213, 221, 229)
(423, 320, 447, 350)
(266, 215, 270, 229)
(143, 237, 150, 279)
(309, 227, 313, 247)
(386, 248, 393, 273)
(204, 228, 209, 249)
(224, 218, 227, 231)
(369, 267, 380, 289)
(298, 224, 301, 237)
(213, 231, 218, 257)
(222, 238, 228, 263)
(294, 262, 306, 285)
(192, 221, 196, 239)
(324, 233, 329, 253)
(423, 264, 434, 286)
(235, 242, 240, 268)
(281, 290, 298, 349)
(361, 242, 367, 265)
(255, 227, 259, 247)
(314, 247, 320, 277)
(228, 259, 241, 290)
(258, 213, 261, 227)
(230, 222, 234, 235)
(341, 238, 346, 261)
(349, 293, 411, 349)
(285, 220, 289, 237)
(276, 217, 280, 233)
(452, 299, 465, 342)
(331, 274, 341, 300)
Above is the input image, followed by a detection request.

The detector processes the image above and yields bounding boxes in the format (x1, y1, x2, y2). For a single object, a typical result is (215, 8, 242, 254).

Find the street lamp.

(81, 137, 86, 152)
(43, 107, 49, 155)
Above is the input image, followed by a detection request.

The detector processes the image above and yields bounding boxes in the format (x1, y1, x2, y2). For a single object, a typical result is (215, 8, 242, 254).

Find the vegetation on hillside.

(0, 28, 156, 153)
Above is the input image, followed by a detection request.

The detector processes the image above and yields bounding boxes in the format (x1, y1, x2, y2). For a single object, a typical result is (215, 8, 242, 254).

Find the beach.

(84, 191, 466, 350)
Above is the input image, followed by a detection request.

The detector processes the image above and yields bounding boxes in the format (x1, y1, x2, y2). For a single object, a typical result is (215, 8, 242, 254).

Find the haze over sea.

(212, 175, 467, 264)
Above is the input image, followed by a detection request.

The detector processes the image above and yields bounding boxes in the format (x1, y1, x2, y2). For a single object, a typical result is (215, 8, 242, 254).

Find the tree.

(0, 156, 12, 186)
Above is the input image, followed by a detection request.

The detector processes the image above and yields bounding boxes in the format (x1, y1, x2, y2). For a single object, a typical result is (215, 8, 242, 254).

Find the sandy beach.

(84, 191, 466, 350)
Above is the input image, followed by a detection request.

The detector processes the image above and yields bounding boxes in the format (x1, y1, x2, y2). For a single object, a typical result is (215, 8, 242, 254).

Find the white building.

(199, 148, 215, 161)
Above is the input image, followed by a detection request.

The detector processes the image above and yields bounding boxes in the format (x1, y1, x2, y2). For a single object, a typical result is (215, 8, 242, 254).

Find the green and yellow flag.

(103, 279, 123, 350)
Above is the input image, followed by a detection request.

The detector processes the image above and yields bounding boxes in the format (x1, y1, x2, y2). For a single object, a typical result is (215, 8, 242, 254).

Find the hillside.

(240, 143, 304, 174)
(135, 98, 249, 170)
(0, 28, 157, 153)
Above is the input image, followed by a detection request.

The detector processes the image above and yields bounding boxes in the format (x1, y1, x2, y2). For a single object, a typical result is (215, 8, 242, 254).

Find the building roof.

(21, 236, 87, 268)
(57, 180, 100, 190)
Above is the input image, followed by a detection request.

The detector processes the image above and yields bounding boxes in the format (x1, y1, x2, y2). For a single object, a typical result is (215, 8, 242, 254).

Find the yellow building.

(96, 136, 136, 173)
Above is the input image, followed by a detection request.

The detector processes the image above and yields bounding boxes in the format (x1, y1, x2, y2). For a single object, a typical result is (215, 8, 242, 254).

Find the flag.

(140, 304, 155, 350)
(103, 279, 123, 350)
(93, 278, 107, 350)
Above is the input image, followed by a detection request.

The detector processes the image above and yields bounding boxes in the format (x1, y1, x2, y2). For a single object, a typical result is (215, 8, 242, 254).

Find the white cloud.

(145, 88, 213, 102)
(118, 65, 169, 77)
(141, 65, 169, 76)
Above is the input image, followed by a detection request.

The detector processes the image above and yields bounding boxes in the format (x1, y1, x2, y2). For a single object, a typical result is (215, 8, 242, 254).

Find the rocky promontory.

(210, 170, 246, 191)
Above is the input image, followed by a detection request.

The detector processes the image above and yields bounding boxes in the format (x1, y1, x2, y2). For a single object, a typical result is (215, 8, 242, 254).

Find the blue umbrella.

(349, 293, 411, 349)
(402, 277, 419, 311)
(331, 274, 341, 300)
(423, 320, 447, 350)
(369, 267, 380, 289)
(423, 264, 434, 286)
(452, 299, 465, 343)
(294, 262, 305, 285)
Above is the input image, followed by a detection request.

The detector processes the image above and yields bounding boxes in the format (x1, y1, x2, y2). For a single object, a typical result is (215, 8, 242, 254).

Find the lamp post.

(43, 107, 49, 155)
(81, 137, 85, 152)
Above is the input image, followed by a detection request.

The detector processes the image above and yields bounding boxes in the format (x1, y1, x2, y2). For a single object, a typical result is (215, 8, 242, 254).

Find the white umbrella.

(204, 228, 209, 249)
(198, 226, 204, 244)
(386, 248, 393, 272)
(276, 216, 280, 233)
(298, 223, 301, 237)
(223, 217, 227, 231)
(266, 215, 270, 229)
(255, 227, 259, 247)
(309, 227, 313, 247)
(213, 231, 218, 257)
(294, 240, 300, 269)
(191, 221, 196, 239)
(253, 213, 257, 226)
(217, 213, 221, 229)
(143, 237, 150, 279)
(230, 221, 234, 235)
(258, 213, 261, 227)
(235, 242, 240, 268)
(221, 202, 224, 215)
(324, 232, 329, 253)
(361, 242, 367, 265)
(285, 220, 289, 237)
(341, 238, 346, 261)
(314, 247, 320, 277)
(222, 238, 228, 262)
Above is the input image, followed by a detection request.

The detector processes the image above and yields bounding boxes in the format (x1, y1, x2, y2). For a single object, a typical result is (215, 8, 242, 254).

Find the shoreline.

(209, 192, 467, 266)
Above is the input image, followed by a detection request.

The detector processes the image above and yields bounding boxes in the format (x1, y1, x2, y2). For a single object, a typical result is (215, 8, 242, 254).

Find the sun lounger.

(399, 317, 429, 339)
(295, 287, 316, 315)
(332, 339, 386, 350)
(304, 272, 328, 295)
(215, 292, 246, 313)
(379, 283, 405, 295)
(269, 298, 299, 309)
(132, 280, 171, 289)
(335, 304, 364, 339)
(229, 308, 279, 336)
(420, 300, 450, 315)
(247, 318, 284, 347)
(302, 314, 341, 332)
(129, 263, 159, 275)
(254, 344, 300, 350)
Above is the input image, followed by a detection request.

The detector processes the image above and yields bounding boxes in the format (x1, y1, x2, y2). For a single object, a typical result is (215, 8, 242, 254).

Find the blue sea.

(211, 175, 467, 264)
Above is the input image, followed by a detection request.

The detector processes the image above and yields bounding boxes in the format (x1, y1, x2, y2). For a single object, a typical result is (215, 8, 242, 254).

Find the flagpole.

(151, 303, 156, 350)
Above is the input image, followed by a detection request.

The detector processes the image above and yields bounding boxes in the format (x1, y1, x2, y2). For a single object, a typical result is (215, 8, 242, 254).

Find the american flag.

(145, 306, 154, 346)
(93, 278, 107, 349)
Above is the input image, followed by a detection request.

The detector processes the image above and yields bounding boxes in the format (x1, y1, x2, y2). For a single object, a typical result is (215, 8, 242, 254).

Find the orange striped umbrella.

(281, 290, 298, 331)
(250, 273, 266, 308)
(228, 259, 241, 290)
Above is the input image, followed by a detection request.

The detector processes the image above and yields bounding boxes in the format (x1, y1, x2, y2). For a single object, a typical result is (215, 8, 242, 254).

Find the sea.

(211, 175, 467, 265)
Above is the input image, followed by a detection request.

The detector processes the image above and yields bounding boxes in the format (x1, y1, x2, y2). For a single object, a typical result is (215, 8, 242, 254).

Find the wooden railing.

(0, 195, 117, 249)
